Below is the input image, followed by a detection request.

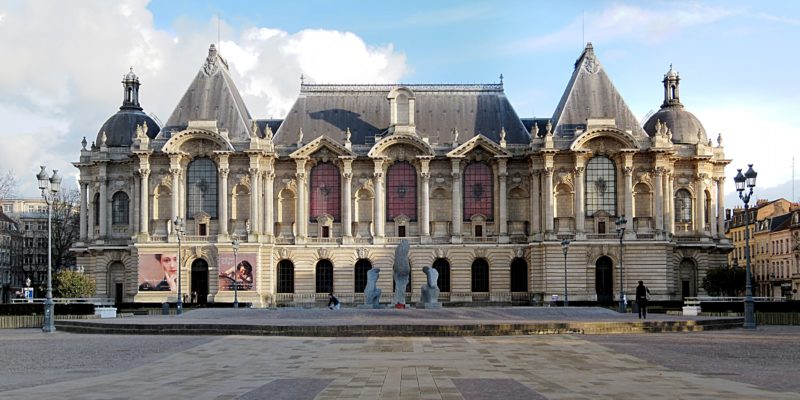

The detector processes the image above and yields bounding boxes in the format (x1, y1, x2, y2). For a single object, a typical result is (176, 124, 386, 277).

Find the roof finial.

(300, 74, 305, 86)
(499, 73, 504, 85)
(81, 136, 87, 150)
(531, 121, 539, 137)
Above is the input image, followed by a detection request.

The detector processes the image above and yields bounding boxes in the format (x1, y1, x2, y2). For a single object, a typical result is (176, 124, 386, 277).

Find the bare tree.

(0, 169, 16, 200)
(50, 188, 80, 271)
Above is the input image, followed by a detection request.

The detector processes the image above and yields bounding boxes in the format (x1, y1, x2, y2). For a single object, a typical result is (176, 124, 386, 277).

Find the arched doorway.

(679, 258, 698, 298)
(432, 258, 450, 292)
(191, 259, 209, 305)
(471, 258, 489, 293)
(107, 262, 125, 305)
(510, 258, 528, 292)
(595, 256, 613, 303)
(277, 260, 294, 293)
(354, 259, 372, 293)
(316, 260, 334, 293)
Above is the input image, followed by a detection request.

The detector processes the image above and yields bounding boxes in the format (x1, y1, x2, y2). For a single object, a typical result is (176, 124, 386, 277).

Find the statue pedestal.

(394, 304, 406, 309)
(416, 302, 442, 309)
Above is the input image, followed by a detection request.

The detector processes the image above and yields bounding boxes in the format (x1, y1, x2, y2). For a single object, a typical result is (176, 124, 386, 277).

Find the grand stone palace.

(72, 43, 732, 306)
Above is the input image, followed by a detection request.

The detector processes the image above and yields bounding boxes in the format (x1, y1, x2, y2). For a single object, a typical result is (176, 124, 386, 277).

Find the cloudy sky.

(1, 0, 798, 204)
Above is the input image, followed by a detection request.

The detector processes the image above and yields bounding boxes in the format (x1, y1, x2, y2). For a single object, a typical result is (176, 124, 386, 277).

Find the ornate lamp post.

(561, 239, 570, 306)
(173, 217, 185, 315)
(232, 239, 240, 308)
(615, 215, 627, 313)
(36, 166, 61, 333)
(734, 164, 757, 329)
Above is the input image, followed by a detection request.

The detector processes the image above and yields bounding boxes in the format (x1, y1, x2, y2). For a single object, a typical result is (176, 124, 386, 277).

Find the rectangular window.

(475, 225, 483, 237)
(398, 225, 406, 237)
(598, 221, 606, 234)
(322, 226, 330, 238)
(199, 223, 207, 236)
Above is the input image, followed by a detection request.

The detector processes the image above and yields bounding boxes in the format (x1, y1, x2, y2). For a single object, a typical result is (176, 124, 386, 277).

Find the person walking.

(327, 292, 340, 310)
(635, 280, 651, 319)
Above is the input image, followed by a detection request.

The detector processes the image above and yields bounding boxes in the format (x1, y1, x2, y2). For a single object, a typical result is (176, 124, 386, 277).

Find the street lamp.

(35, 166, 61, 333)
(561, 239, 570, 306)
(615, 215, 627, 313)
(734, 164, 757, 329)
(173, 217, 185, 315)
(232, 239, 240, 308)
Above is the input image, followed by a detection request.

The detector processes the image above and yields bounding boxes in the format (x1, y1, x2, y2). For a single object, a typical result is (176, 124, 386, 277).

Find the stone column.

(295, 158, 308, 240)
(373, 158, 385, 239)
(79, 180, 88, 241)
(710, 176, 718, 237)
(574, 162, 585, 237)
(667, 170, 675, 235)
(530, 168, 540, 237)
(218, 165, 229, 237)
(98, 164, 108, 239)
(131, 175, 138, 233)
(624, 166, 633, 231)
(419, 158, 431, 239)
(139, 169, 150, 235)
(544, 167, 554, 234)
(695, 174, 706, 235)
(498, 158, 508, 239)
(342, 158, 353, 240)
(264, 161, 275, 238)
(249, 168, 259, 235)
(451, 158, 463, 241)
(654, 168, 664, 233)
(717, 177, 726, 239)
(170, 154, 181, 224)
(87, 185, 94, 240)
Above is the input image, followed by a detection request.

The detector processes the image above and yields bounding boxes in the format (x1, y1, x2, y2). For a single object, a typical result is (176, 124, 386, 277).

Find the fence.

(0, 314, 98, 329)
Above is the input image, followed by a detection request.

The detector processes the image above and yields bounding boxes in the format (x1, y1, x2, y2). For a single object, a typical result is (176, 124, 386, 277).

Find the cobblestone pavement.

(1, 326, 798, 399)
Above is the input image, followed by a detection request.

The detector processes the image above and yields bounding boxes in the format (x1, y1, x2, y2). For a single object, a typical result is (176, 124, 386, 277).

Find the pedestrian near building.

(635, 281, 651, 319)
(327, 293, 340, 310)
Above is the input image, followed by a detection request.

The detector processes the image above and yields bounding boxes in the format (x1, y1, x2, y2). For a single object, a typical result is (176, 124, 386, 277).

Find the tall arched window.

(585, 156, 616, 216)
(186, 157, 218, 218)
(354, 259, 372, 293)
(277, 260, 294, 293)
(464, 162, 493, 220)
(471, 258, 489, 292)
(510, 258, 528, 292)
(111, 191, 129, 225)
(386, 161, 416, 221)
(432, 258, 451, 292)
(310, 163, 340, 222)
(675, 189, 693, 224)
(315, 260, 334, 293)
(704, 190, 711, 226)
(93, 193, 100, 226)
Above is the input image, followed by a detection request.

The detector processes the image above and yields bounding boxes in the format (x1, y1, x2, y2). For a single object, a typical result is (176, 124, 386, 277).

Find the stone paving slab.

(1, 329, 798, 399)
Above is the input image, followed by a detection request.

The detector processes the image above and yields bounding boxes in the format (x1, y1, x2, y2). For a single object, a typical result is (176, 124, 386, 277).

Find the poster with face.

(138, 254, 178, 291)
(218, 252, 257, 291)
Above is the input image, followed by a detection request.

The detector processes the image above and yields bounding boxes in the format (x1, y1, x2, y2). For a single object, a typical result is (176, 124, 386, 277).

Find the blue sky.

(0, 0, 798, 202)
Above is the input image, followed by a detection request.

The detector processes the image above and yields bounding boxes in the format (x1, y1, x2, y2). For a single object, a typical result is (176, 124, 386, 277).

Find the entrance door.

(115, 283, 123, 305)
(191, 259, 209, 305)
(595, 256, 613, 303)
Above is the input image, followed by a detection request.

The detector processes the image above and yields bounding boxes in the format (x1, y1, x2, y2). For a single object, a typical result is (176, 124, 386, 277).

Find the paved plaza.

(1, 325, 799, 399)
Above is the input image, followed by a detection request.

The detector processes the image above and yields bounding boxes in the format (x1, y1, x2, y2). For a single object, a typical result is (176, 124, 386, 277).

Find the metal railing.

(683, 296, 786, 306)
(11, 297, 115, 306)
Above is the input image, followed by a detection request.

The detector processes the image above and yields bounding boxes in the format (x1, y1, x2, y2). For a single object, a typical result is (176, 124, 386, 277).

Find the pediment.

(570, 128, 639, 153)
(447, 134, 510, 158)
(162, 128, 234, 153)
(290, 135, 355, 159)
(368, 133, 434, 158)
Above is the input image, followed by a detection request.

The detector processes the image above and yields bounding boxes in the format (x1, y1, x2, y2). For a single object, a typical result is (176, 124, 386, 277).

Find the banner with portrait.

(218, 252, 257, 291)
(138, 253, 178, 292)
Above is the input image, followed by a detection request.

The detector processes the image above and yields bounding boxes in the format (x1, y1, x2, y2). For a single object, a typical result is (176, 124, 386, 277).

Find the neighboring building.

(726, 198, 791, 266)
(0, 210, 23, 302)
(0, 198, 50, 293)
(72, 43, 732, 307)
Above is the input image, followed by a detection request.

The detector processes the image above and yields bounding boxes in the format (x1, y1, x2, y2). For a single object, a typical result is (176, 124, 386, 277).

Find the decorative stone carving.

(392, 239, 411, 307)
(317, 248, 330, 260)
(363, 268, 382, 309)
(433, 247, 448, 260)
(355, 247, 370, 260)
(276, 247, 290, 260)
(417, 266, 441, 308)
(474, 248, 487, 259)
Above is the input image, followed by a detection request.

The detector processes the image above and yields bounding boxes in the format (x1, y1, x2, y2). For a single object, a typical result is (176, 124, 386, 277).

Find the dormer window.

(387, 87, 416, 135)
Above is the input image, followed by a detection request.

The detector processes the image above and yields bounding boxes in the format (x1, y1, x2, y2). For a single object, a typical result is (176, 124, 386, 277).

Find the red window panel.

(463, 162, 493, 221)
(386, 161, 417, 221)
(310, 163, 341, 222)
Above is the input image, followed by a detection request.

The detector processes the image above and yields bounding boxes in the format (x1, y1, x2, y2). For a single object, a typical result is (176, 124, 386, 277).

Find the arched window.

(585, 156, 616, 216)
(93, 193, 100, 226)
(510, 258, 528, 292)
(464, 162, 493, 220)
(354, 259, 372, 293)
(432, 258, 451, 292)
(471, 258, 489, 292)
(675, 189, 693, 223)
(315, 260, 334, 293)
(386, 161, 416, 221)
(704, 190, 711, 225)
(277, 260, 294, 293)
(112, 191, 129, 225)
(186, 157, 218, 218)
(310, 163, 340, 222)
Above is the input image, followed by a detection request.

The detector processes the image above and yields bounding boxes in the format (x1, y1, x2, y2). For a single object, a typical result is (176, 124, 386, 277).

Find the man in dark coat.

(635, 280, 651, 319)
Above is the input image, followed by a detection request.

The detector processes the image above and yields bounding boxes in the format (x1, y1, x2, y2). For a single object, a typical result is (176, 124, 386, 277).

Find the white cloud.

(512, 3, 741, 51)
(0, 0, 408, 195)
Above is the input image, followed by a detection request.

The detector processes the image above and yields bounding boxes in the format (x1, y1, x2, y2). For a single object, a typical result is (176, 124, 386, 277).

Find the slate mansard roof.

(273, 83, 530, 146)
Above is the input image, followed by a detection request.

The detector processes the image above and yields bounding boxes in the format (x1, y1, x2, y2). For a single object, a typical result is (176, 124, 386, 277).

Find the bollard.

(162, 302, 169, 315)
